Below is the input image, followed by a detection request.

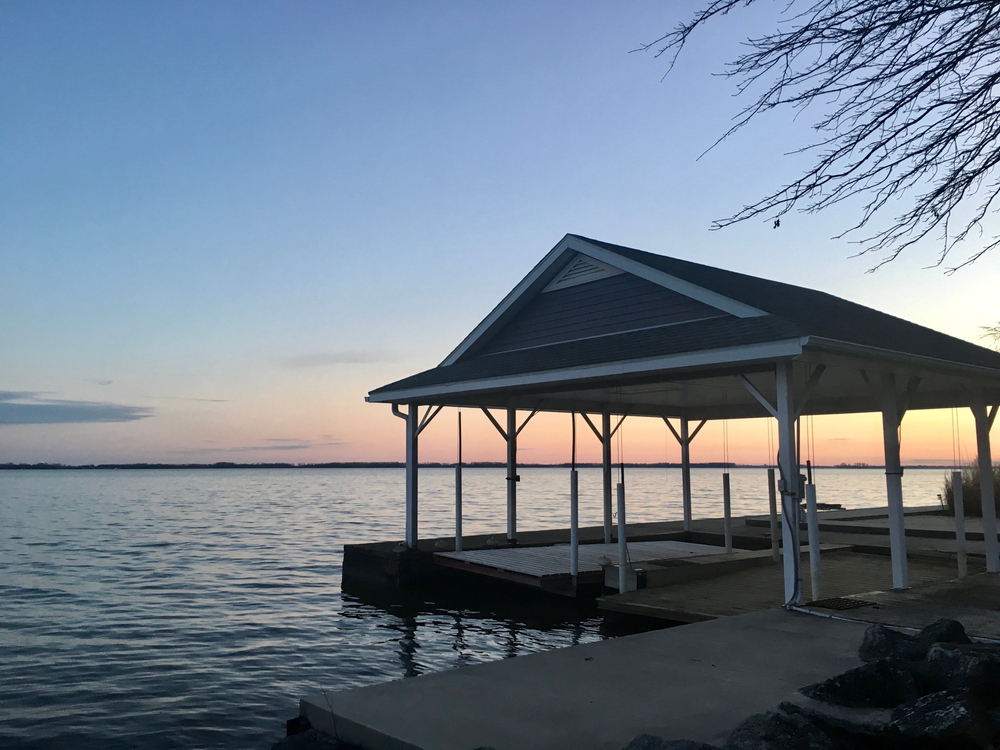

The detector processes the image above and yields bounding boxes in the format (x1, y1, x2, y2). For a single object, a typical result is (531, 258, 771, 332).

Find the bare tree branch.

(642, 1, 1000, 270)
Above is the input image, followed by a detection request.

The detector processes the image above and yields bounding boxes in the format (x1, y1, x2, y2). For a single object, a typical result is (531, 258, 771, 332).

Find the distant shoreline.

(0, 462, 955, 470)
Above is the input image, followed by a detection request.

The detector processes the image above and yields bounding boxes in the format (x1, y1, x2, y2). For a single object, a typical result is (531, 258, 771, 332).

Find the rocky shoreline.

(274, 617, 1000, 750)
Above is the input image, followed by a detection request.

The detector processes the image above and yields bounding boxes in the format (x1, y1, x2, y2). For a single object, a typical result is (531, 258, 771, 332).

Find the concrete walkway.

(301, 610, 868, 750)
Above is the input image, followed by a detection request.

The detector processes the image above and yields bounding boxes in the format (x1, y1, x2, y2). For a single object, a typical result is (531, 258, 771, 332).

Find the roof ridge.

(567, 234, 989, 354)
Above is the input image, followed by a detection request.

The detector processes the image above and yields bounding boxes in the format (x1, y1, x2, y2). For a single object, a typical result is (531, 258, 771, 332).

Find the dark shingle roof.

(583, 236, 1000, 372)
(369, 235, 1000, 398)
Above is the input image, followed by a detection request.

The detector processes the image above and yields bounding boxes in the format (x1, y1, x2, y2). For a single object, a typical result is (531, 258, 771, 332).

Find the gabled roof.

(368, 234, 1000, 413)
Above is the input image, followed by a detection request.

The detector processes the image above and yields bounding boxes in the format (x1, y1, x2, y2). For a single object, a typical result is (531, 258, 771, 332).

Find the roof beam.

(416, 404, 443, 436)
(898, 376, 921, 422)
(739, 375, 778, 419)
(664, 417, 708, 445)
(579, 412, 604, 441)
(794, 365, 827, 419)
(609, 409, 629, 438)
(516, 408, 540, 437)
(481, 408, 507, 441)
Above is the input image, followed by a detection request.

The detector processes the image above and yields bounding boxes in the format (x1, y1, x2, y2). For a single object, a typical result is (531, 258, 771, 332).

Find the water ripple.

(0, 466, 945, 749)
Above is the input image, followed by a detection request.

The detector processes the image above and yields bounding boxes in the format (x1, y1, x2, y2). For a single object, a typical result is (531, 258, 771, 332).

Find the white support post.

(723, 473, 732, 553)
(570, 470, 579, 578)
(805, 483, 821, 601)
(617, 482, 627, 593)
(972, 397, 999, 573)
(405, 405, 419, 549)
(953, 470, 967, 579)
(455, 412, 463, 553)
(767, 468, 780, 562)
(880, 374, 908, 589)
(602, 409, 613, 544)
(507, 407, 517, 544)
(776, 361, 801, 606)
(681, 417, 692, 532)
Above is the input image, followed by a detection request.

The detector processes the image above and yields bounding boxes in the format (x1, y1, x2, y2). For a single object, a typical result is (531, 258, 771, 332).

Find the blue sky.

(2, 1, 998, 464)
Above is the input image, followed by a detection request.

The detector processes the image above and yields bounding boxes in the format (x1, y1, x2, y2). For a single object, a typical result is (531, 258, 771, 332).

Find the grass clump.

(941, 461, 1000, 517)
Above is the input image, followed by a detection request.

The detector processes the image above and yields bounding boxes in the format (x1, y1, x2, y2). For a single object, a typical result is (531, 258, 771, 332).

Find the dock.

(301, 608, 869, 750)
(434, 539, 726, 594)
(597, 546, 984, 622)
(326, 505, 994, 750)
(303, 571, 1000, 750)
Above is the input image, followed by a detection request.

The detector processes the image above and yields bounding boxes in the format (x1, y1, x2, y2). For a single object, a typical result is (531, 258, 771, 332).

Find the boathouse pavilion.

(367, 234, 1000, 606)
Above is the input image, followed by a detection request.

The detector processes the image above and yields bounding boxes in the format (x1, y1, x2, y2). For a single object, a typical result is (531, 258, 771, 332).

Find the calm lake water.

(0, 467, 949, 749)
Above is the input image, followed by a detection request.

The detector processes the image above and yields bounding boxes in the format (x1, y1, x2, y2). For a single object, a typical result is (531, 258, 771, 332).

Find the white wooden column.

(880, 373, 908, 589)
(972, 396, 999, 573)
(455, 412, 463, 552)
(405, 405, 419, 549)
(776, 361, 801, 605)
(680, 417, 692, 532)
(602, 408, 613, 544)
(507, 407, 517, 544)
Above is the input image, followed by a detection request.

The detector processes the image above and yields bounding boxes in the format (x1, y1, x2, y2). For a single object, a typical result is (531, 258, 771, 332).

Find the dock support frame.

(507, 407, 517, 544)
(665, 416, 707, 533)
(603, 409, 613, 544)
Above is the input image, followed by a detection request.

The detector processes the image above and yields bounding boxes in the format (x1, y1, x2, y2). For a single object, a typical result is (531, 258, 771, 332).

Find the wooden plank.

(435, 540, 727, 581)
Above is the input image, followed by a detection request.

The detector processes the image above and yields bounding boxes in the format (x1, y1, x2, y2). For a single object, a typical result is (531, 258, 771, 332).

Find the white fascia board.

(571, 237, 767, 319)
(370, 339, 803, 403)
(804, 336, 1000, 382)
(439, 235, 579, 367)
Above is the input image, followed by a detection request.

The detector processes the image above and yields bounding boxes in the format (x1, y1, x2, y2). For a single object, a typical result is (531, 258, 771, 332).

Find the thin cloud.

(171, 439, 347, 454)
(83, 378, 114, 386)
(282, 351, 395, 367)
(148, 395, 228, 403)
(0, 391, 153, 425)
(228, 444, 315, 452)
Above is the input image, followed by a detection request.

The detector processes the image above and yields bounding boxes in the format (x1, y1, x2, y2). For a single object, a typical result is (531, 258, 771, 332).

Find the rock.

(989, 707, 1000, 744)
(915, 618, 973, 652)
(622, 736, 718, 750)
(270, 728, 340, 749)
(859, 624, 923, 662)
(921, 643, 1000, 706)
(890, 688, 992, 748)
(780, 698, 891, 749)
(800, 658, 919, 708)
(858, 619, 971, 662)
(724, 710, 837, 750)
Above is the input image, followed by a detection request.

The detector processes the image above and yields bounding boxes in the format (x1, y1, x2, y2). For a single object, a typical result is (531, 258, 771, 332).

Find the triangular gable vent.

(542, 254, 623, 292)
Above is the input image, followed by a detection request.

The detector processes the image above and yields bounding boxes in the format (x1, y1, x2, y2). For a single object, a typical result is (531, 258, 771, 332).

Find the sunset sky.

(3, 1, 999, 466)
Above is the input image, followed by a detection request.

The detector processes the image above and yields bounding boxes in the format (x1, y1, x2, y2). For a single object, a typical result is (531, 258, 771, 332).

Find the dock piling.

(723, 473, 732, 553)
(767, 468, 780, 562)
(617, 482, 627, 593)
(805, 483, 821, 600)
(953, 470, 967, 579)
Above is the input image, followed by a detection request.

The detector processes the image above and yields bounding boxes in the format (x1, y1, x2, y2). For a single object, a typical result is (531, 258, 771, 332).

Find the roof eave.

(802, 336, 1000, 382)
(367, 338, 805, 404)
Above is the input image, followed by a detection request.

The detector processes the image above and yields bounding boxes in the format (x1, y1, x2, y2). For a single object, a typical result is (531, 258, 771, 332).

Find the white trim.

(571, 237, 767, 319)
(803, 336, 1000, 381)
(370, 339, 803, 403)
(439, 234, 769, 366)
(439, 237, 577, 367)
(542, 254, 623, 292)
(482, 312, 728, 357)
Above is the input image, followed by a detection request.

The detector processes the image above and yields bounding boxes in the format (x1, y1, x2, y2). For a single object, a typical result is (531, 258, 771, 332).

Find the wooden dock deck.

(597, 547, 984, 622)
(434, 540, 726, 593)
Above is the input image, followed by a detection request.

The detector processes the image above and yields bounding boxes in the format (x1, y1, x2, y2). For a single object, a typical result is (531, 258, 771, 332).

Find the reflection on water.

(0, 467, 947, 749)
